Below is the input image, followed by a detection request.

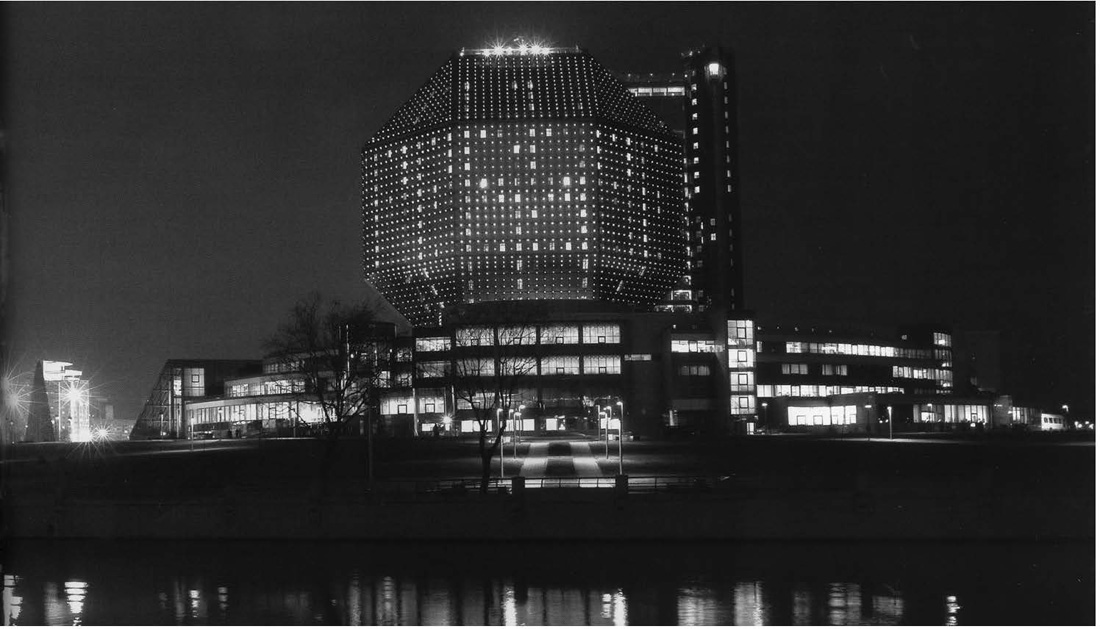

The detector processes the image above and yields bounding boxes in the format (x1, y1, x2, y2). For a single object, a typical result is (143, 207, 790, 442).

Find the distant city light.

(1, 368, 31, 441)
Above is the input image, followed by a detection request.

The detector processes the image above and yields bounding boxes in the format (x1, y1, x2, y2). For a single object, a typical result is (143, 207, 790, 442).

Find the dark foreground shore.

(1, 435, 1092, 541)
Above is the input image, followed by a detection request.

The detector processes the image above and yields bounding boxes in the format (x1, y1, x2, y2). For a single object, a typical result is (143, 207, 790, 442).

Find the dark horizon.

(3, 3, 1094, 419)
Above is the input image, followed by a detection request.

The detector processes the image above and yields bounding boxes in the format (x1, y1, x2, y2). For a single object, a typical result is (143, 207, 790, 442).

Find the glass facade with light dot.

(363, 46, 684, 326)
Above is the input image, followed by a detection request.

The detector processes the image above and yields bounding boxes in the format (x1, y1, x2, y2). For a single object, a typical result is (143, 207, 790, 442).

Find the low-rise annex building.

(129, 302, 1069, 441)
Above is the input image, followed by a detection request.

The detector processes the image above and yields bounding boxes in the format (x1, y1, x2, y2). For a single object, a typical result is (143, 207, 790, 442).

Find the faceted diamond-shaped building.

(362, 44, 685, 326)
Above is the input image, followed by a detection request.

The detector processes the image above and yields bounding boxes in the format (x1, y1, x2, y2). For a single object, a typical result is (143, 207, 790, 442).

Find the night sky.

(4, 3, 1094, 420)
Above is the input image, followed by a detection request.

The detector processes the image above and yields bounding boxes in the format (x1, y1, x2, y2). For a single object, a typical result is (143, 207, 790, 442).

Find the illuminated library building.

(131, 42, 1064, 440)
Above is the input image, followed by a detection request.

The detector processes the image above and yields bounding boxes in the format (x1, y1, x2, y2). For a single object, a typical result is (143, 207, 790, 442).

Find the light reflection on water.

(0, 540, 1091, 626)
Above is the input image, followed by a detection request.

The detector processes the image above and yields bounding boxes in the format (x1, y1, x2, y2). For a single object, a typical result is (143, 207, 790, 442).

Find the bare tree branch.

(449, 313, 539, 493)
(264, 292, 392, 440)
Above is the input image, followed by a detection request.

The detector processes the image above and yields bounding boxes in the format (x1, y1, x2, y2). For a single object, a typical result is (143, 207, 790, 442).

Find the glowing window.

(583, 355, 621, 375)
(540, 324, 578, 345)
(541, 355, 580, 375)
(582, 324, 620, 344)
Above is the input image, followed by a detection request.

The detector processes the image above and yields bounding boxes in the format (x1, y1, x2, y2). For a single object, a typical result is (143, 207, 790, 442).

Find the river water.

(1, 539, 1092, 625)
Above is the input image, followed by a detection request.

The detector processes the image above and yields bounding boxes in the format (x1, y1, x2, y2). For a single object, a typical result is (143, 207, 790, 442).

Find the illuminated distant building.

(622, 46, 743, 316)
(129, 359, 261, 439)
(22, 360, 94, 442)
(362, 40, 685, 326)
(682, 47, 743, 315)
(129, 41, 1052, 441)
(41, 361, 92, 442)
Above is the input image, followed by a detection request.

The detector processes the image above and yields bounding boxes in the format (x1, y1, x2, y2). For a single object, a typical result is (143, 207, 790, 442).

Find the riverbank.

(1, 435, 1092, 541)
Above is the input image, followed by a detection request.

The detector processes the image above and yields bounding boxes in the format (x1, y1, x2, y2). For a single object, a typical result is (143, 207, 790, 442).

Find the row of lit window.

(788, 406, 858, 426)
(457, 106, 591, 119)
(472, 174, 585, 188)
(452, 354, 623, 377)
(778, 363, 851, 376)
(671, 339, 718, 353)
(461, 209, 589, 222)
(457, 71, 589, 89)
(757, 384, 905, 398)
(454, 89, 591, 109)
(369, 137, 449, 161)
(439, 231, 672, 250)
(783, 342, 934, 360)
(188, 401, 325, 427)
(679, 365, 712, 377)
(450, 323, 622, 346)
(226, 379, 304, 398)
(468, 277, 594, 290)
(375, 121, 662, 156)
(892, 366, 952, 381)
(917, 405, 988, 423)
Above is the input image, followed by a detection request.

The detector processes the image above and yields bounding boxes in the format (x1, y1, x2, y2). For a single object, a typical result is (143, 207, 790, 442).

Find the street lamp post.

(514, 405, 525, 460)
(864, 404, 872, 441)
(616, 400, 624, 475)
(887, 405, 893, 440)
(496, 408, 503, 477)
(604, 406, 612, 459)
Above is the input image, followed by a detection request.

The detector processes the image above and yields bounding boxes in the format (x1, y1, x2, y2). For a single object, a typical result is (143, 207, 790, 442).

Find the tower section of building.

(683, 47, 743, 314)
(363, 45, 684, 326)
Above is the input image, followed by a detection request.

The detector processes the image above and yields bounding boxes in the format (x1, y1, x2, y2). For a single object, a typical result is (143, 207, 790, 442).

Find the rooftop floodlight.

(492, 45, 505, 56)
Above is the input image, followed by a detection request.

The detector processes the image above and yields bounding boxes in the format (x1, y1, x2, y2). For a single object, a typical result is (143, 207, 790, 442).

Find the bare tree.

(263, 293, 394, 442)
(450, 321, 539, 493)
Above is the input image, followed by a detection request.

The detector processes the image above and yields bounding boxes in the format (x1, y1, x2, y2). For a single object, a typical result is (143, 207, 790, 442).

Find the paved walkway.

(510, 439, 607, 479)
(570, 441, 602, 477)
(514, 440, 607, 478)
